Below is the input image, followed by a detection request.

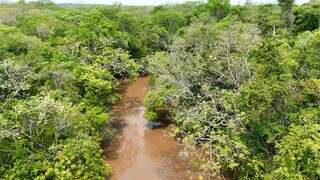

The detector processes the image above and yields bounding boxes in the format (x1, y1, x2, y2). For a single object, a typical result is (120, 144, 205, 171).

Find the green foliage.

(0, 32, 44, 55)
(145, 1, 320, 178)
(144, 88, 175, 121)
(1, 1, 320, 179)
(96, 48, 139, 78)
(255, 4, 282, 35)
(50, 134, 111, 179)
(145, 20, 261, 175)
(0, 59, 35, 100)
(152, 10, 186, 34)
(76, 10, 117, 52)
(267, 124, 320, 179)
(294, 4, 320, 32)
(18, 13, 66, 40)
(5, 134, 111, 179)
(236, 29, 320, 178)
(0, 2, 146, 178)
(278, 0, 295, 31)
(75, 64, 116, 107)
(207, 0, 231, 19)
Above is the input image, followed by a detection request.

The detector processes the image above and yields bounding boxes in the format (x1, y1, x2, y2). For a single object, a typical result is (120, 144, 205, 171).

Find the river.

(103, 77, 200, 180)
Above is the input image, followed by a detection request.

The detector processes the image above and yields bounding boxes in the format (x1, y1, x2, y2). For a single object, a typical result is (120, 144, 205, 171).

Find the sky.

(21, 0, 309, 6)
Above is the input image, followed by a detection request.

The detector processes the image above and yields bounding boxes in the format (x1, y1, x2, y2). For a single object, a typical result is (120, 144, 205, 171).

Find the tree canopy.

(0, 0, 319, 179)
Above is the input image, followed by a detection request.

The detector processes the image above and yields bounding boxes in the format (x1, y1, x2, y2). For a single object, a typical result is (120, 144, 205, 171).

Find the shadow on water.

(145, 121, 163, 129)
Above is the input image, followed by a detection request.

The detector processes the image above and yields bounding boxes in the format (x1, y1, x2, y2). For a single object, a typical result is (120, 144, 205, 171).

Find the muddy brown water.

(103, 77, 201, 180)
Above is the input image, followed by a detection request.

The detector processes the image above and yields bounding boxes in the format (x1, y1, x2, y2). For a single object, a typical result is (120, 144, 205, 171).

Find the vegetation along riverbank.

(0, 0, 319, 179)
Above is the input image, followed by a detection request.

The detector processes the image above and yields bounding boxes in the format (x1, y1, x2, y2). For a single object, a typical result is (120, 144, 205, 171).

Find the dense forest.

(0, 0, 319, 179)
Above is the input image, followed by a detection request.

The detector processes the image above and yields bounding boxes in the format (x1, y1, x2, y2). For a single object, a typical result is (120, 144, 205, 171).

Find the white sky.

(22, 0, 309, 6)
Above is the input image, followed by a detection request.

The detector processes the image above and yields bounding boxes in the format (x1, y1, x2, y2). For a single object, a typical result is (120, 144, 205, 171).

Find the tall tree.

(278, 0, 295, 31)
(309, 0, 320, 4)
(207, 0, 231, 19)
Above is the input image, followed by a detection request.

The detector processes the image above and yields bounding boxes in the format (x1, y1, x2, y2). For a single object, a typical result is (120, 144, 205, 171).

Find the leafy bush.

(267, 124, 320, 179)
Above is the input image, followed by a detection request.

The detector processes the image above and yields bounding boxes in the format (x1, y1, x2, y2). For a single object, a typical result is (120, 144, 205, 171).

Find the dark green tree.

(278, 0, 295, 31)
